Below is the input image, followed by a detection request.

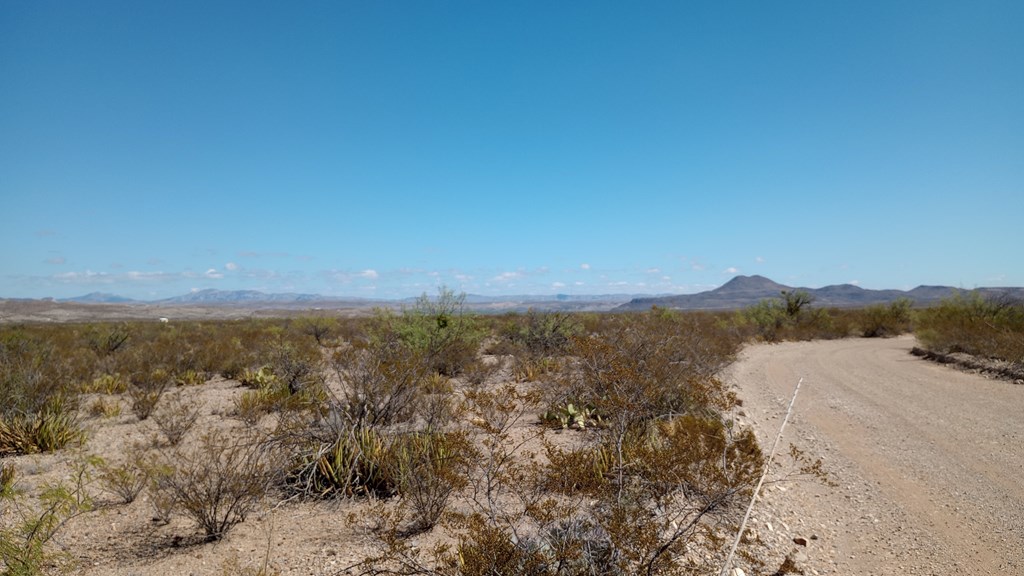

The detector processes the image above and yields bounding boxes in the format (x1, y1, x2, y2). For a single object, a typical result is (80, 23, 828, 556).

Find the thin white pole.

(719, 377, 803, 576)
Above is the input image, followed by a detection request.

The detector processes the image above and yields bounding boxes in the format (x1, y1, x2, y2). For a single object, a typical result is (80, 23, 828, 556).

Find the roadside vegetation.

(14, 286, 1021, 574)
(913, 293, 1024, 373)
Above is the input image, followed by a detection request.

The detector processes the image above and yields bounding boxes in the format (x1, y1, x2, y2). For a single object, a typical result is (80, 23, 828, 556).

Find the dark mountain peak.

(714, 275, 789, 294)
(60, 292, 136, 304)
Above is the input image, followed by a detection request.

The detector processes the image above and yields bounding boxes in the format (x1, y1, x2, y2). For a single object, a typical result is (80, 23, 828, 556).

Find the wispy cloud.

(225, 262, 239, 271)
(44, 256, 66, 265)
(580, 263, 591, 270)
(204, 268, 223, 279)
(755, 256, 765, 263)
(725, 267, 739, 274)
(54, 270, 112, 283)
(492, 271, 523, 283)
(358, 269, 379, 280)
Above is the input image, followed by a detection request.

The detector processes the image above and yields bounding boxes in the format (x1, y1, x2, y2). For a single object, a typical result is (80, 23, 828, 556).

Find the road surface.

(728, 335, 1024, 575)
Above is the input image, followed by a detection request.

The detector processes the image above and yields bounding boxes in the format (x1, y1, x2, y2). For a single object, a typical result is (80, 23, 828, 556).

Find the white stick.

(719, 377, 803, 576)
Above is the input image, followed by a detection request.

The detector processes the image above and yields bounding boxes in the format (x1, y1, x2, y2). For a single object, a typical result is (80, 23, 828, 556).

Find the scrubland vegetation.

(914, 293, 1024, 365)
(1, 287, 1019, 575)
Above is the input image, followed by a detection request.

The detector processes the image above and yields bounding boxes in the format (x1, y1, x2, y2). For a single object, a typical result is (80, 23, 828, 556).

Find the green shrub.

(860, 298, 913, 337)
(0, 459, 94, 576)
(377, 287, 486, 376)
(916, 293, 1024, 362)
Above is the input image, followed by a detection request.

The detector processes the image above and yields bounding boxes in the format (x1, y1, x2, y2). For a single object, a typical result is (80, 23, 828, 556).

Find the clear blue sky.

(3, 1, 1022, 300)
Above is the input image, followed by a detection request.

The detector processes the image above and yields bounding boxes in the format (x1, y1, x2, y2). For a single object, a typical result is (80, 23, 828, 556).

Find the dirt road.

(728, 336, 1024, 575)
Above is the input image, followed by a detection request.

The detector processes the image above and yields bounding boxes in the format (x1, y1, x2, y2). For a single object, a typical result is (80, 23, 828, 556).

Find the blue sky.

(2, 1, 1022, 300)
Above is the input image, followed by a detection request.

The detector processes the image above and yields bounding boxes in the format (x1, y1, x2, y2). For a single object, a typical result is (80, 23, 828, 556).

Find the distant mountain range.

(616, 275, 1024, 311)
(55, 289, 645, 311)
(43, 277, 1024, 313)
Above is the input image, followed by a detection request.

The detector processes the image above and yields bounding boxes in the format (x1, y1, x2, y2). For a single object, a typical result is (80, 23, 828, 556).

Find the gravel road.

(727, 335, 1024, 575)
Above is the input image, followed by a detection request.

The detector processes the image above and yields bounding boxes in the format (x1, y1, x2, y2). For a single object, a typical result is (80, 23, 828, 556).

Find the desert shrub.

(155, 431, 272, 541)
(498, 310, 580, 359)
(80, 373, 128, 394)
(175, 369, 207, 386)
(553, 311, 738, 430)
(0, 410, 83, 457)
(736, 293, 852, 342)
(239, 365, 277, 389)
(859, 298, 913, 337)
(86, 397, 122, 419)
(0, 327, 76, 416)
(233, 375, 326, 426)
(736, 298, 787, 342)
(85, 323, 131, 375)
(511, 355, 560, 383)
(153, 393, 201, 446)
(330, 336, 431, 429)
(0, 460, 94, 576)
(267, 341, 324, 396)
(126, 367, 172, 421)
(289, 426, 395, 499)
(916, 293, 1024, 362)
(296, 315, 338, 347)
(0, 464, 15, 500)
(96, 458, 148, 504)
(377, 287, 486, 376)
(139, 458, 177, 525)
(387, 431, 472, 534)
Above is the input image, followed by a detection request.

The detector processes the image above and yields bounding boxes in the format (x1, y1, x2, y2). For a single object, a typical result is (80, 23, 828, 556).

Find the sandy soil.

(727, 335, 1024, 575)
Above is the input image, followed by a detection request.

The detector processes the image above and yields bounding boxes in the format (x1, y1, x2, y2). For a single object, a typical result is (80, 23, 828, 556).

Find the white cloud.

(493, 271, 522, 282)
(646, 268, 660, 274)
(691, 263, 706, 271)
(755, 256, 765, 263)
(580, 263, 591, 270)
(225, 262, 239, 271)
(725, 267, 739, 274)
(204, 268, 224, 279)
(552, 281, 566, 288)
(54, 270, 111, 283)
(358, 269, 379, 280)
(849, 279, 860, 286)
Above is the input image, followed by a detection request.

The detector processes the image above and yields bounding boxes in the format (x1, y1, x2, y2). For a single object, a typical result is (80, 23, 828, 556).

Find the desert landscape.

(5, 3, 1022, 574)
(2, 288, 1023, 575)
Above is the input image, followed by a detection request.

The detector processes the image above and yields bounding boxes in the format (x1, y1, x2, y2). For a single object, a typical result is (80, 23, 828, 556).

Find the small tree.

(781, 290, 814, 318)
